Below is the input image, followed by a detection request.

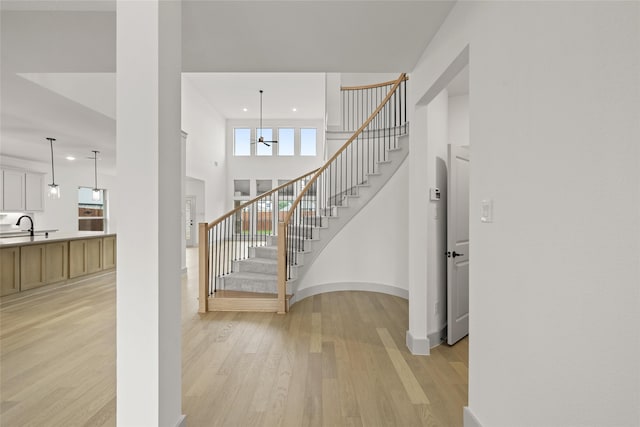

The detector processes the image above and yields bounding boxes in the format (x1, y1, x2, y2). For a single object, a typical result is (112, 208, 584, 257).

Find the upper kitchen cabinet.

(25, 173, 44, 211)
(2, 169, 25, 211)
(0, 169, 45, 212)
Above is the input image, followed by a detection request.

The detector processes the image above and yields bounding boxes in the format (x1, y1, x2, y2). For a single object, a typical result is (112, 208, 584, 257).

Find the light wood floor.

(1, 248, 468, 426)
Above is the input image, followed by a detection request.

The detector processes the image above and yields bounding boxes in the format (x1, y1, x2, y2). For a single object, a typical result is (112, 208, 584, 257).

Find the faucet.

(16, 215, 34, 237)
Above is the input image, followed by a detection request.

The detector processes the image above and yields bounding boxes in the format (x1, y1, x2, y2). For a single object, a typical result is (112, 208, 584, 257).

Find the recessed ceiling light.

(242, 108, 248, 112)
(65, 156, 76, 161)
(292, 108, 297, 112)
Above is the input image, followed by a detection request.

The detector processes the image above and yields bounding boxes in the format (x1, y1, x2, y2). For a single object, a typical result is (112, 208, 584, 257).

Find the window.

(256, 128, 273, 156)
(234, 179, 250, 197)
(78, 187, 105, 231)
(278, 128, 294, 156)
(234, 128, 251, 156)
(256, 179, 272, 196)
(300, 128, 317, 156)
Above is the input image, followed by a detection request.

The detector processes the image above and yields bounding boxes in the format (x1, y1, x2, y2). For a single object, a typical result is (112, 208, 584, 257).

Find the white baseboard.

(428, 326, 447, 348)
(406, 330, 430, 355)
(290, 282, 408, 306)
(175, 414, 187, 427)
(464, 407, 483, 427)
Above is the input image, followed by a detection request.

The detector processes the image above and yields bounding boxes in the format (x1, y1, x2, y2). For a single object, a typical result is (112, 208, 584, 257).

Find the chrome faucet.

(16, 215, 34, 237)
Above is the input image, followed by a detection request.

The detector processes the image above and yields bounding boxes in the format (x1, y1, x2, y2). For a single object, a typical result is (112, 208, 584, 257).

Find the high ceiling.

(0, 1, 456, 171)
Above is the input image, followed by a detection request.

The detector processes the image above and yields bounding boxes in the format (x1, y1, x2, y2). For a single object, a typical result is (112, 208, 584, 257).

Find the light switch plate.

(481, 199, 493, 223)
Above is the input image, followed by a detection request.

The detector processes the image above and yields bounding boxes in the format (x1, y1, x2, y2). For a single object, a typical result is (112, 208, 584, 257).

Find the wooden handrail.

(340, 75, 409, 91)
(206, 168, 320, 230)
(283, 73, 407, 225)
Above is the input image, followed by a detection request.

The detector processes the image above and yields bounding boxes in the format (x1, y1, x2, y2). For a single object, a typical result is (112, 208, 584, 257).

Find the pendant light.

(91, 150, 101, 201)
(46, 137, 60, 199)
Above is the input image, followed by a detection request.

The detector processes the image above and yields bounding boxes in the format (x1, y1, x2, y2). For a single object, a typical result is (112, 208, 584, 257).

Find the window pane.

(278, 128, 294, 156)
(256, 128, 273, 156)
(256, 179, 272, 195)
(234, 179, 250, 197)
(234, 128, 251, 156)
(78, 187, 105, 231)
(300, 128, 317, 156)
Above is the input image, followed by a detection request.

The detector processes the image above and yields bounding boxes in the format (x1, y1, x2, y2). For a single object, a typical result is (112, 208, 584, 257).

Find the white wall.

(0, 155, 117, 233)
(410, 1, 640, 426)
(182, 77, 227, 221)
(298, 159, 409, 296)
(448, 95, 469, 147)
(226, 118, 324, 201)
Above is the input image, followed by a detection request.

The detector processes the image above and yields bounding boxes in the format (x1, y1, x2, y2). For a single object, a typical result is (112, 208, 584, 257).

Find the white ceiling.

(184, 73, 326, 120)
(0, 1, 456, 171)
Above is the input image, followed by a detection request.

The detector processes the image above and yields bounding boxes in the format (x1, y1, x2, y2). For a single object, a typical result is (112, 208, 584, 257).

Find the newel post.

(198, 223, 209, 313)
(277, 222, 287, 314)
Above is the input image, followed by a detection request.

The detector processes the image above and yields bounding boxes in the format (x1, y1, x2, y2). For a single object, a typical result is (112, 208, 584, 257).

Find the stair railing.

(277, 73, 408, 311)
(341, 76, 408, 133)
(198, 169, 318, 313)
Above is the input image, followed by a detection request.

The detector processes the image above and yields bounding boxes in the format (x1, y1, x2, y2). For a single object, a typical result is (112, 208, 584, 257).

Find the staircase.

(199, 74, 409, 313)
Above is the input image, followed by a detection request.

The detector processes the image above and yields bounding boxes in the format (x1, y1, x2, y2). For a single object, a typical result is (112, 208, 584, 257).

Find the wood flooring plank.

(377, 327, 431, 405)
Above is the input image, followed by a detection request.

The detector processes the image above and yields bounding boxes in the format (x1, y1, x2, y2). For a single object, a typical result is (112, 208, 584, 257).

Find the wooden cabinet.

(70, 237, 108, 277)
(20, 243, 68, 290)
(69, 240, 88, 279)
(0, 247, 20, 296)
(4, 235, 115, 294)
(2, 169, 26, 211)
(87, 238, 103, 274)
(20, 244, 46, 290)
(45, 242, 68, 284)
(0, 169, 44, 212)
(103, 236, 116, 270)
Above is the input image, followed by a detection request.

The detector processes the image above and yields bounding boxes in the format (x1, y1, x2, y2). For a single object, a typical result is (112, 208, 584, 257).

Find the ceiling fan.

(252, 89, 278, 147)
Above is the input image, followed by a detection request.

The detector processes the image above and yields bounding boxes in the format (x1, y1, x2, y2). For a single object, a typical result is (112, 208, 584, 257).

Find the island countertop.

(0, 231, 116, 247)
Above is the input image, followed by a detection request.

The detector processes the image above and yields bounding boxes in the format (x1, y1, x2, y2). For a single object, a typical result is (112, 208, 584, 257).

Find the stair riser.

(252, 246, 278, 259)
(234, 260, 278, 275)
(220, 277, 293, 295)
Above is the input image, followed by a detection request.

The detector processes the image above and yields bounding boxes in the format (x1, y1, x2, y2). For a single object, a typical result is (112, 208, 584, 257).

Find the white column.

(181, 131, 187, 273)
(406, 103, 430, 355)
(116, 1, 184, 426)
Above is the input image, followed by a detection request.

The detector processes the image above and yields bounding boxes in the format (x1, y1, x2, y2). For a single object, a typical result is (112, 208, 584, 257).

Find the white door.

(447, 145, 470, 345)
(185, 196, 196, 247)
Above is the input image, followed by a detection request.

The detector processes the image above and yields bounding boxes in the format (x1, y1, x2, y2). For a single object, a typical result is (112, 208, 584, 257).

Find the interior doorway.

(445, 66, 470, 345)
(185, 195, 196, 247)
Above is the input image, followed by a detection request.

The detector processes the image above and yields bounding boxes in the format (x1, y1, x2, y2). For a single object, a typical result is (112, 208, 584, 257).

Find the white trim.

(463, 407, 483, 427)
(428, 326, 447, 348)
(406, 330, 430, 355)
(174, 414, 187, 427)
(290, 282, 408, 305)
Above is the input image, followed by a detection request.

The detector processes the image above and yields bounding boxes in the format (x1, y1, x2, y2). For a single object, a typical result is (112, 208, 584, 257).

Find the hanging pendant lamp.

(91, 150, 101, 201)
(46, 137, 61, 199)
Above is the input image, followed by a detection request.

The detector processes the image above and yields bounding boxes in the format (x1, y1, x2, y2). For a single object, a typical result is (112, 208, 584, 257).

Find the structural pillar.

(116, 1, 184, 426)
(407, 103, 430, 355)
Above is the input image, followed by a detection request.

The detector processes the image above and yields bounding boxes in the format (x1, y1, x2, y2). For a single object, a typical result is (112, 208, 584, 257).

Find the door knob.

(452, 251, 464, 257)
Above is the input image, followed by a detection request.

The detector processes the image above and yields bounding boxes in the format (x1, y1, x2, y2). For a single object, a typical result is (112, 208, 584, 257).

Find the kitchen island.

(0, 232, 116, 296)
